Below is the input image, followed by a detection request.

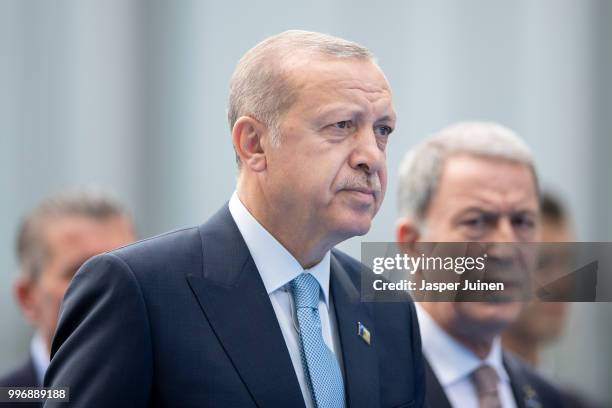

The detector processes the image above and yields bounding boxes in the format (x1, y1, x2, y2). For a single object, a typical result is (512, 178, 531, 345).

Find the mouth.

(341, 188, 377, 206)
(345, 186, 375, 195)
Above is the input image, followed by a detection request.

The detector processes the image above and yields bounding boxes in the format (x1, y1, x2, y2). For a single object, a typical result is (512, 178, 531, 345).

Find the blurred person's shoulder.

(506, 351, 609, 408)
(503, 351, 572, 408)
(0, 356, 38, 388)
(0, 361, 42, 407)
(562, 387, 608, 408)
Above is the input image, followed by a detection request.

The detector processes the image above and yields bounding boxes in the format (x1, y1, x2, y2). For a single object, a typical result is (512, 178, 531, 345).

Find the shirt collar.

(415, 303, 510, 386)
(228, 191, 331, 306)
(30, 333, 49, 385)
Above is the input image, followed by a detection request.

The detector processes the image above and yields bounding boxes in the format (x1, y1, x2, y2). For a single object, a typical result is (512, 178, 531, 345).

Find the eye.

(460, 213, 497, 233)
(511, 214, 535, 229)
(333, 120, 354, 129)
(375, 125, 393, 137)
(463, 217, 486, 229)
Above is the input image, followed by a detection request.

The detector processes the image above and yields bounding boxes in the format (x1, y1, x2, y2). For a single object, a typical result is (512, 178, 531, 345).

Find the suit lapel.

(186, 206, 305, 408)
(423, 358, 452, 408)
(503, 352, 530, 408)
(330, 253, 380, 408)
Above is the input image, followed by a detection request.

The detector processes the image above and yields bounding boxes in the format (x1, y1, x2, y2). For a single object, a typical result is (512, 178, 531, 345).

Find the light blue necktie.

(291, 273, 346, 408)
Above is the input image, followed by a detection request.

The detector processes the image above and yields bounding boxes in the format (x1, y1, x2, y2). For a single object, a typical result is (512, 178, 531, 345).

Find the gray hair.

(397, 121, 538, 220)
(227, 30, 375, 160)
(16, 189, 131, 280)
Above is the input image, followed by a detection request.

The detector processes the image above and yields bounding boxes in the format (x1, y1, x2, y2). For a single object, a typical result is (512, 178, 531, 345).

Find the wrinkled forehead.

(284, 59, 393, 121)
(437, 154, 539, 209)
(283, 53, 390, 94)
(42, 215, 130, 252)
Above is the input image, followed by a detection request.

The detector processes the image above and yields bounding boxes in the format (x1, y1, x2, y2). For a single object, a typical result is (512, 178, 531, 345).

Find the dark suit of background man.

(0, 190, 135, 408)
(395, 122, 566, 407)
(43, 30, 425, 408)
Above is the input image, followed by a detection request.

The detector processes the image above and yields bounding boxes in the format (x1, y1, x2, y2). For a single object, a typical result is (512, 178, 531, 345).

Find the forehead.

(433, 154, 538, 211)
(286, 56, 392, 106)
(43, 215, 132, 258)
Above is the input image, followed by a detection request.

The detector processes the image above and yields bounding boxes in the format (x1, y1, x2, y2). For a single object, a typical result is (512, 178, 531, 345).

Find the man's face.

(263, 58, 395, 245)
(419, 154, 540, 336)
(17, 216, 134, 352)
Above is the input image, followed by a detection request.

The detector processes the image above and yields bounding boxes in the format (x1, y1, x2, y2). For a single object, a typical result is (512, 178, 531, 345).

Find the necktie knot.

(472, 364, 500, 396)
(291, 273, 320, 309)
(472, 364, 502, 408)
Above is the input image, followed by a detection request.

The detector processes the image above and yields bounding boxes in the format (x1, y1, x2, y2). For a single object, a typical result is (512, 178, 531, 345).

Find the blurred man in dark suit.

(503, 192, 574, 366)
(0, 190, 135, 407)
(396, 122, 566, 407)
(43, 30, 425, 408)
(503, 193, 604, 408)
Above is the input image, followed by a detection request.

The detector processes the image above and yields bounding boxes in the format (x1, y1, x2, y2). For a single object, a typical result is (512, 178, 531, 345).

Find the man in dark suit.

(43, 30, 425, 408)
(0, 190, 135, 407)
(395, 122, 566, 407)
(503, 193, 605, 408)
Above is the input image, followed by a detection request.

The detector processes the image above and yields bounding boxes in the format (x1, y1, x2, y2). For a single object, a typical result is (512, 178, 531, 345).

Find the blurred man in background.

(396, 122, 565, 407)
(0, 190, 135, 399)
(503, 192, 574, 366)
(503, 194, 603, 408)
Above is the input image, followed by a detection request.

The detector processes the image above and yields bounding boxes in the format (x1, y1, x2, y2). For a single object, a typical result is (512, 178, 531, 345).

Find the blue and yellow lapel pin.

(357, 322, 371, 345)
(523, 384, 542, 408)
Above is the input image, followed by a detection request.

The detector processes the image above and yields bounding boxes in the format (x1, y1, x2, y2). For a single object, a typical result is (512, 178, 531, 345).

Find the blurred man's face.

(264, 58, 395, 244)
(16, 216, 134, 352)
(416, 154, 540, 337)
(509, 217, 573, 343)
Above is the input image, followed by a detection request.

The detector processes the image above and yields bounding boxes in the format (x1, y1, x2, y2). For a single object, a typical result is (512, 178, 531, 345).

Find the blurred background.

(1, 0, 611, 404)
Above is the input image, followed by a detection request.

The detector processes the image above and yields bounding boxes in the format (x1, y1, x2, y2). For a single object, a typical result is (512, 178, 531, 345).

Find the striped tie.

(291, 273, 346, 408)
(472, 364, 502, 408)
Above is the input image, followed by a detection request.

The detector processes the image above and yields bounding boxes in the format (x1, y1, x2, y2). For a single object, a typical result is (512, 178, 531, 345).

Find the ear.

(13, 275, 39, 326)
(395, 216, 420, 254)
(232, 116, 269, 172)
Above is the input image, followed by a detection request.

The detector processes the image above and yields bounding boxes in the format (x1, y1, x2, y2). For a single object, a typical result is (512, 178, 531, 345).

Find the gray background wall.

(1, 0, 610, 404)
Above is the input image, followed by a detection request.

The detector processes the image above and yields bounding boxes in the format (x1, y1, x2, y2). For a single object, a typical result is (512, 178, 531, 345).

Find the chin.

(336, 216, 372, 238)
(460, 301, 523, 332)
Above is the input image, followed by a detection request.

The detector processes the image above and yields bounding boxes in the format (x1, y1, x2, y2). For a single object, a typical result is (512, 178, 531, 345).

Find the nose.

(492, 216, 517, 243)
(486, 216, 517, 259)
(348, 129, 384, 175)
(485, 217, 530, 292)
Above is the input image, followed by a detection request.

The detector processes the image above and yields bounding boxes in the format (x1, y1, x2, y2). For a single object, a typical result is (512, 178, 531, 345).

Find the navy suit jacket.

(424, 352, 566, 408)
(0, 355, 42, 408)
(43, 205, 425, 407)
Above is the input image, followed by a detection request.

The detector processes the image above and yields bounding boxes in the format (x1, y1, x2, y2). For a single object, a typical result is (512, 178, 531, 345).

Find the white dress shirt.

(31, 333, 50, 385)
(415, 304, 517, 408)
(228, 192, 343, 408)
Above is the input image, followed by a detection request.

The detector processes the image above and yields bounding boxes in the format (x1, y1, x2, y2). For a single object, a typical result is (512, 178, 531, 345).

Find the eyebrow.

(375, 114, 396, 124)
(316, 105, 361, 120)
(455, 207, 492, 216)
(316, 106, 396, 125)
(455, 207, 538, 218)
